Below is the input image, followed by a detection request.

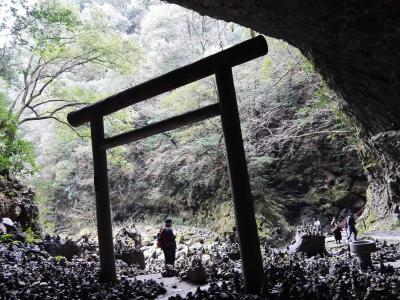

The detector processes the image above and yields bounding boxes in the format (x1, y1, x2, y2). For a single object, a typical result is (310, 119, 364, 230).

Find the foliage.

(54, 255, 66, 262)
(2, 0, 141, 127)
(24, 226, 40, 243)
(0, 234, 14, 243)
(12, 0, 80, 52)
(0, 94, 35, 173)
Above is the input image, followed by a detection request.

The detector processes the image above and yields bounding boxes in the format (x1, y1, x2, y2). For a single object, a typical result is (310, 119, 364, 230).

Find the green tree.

(6, 0, 141, 125)
(0, 93, 34, 175)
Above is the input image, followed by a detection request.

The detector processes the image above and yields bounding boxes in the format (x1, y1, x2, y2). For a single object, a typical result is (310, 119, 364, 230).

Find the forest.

(1, 0, 399, 299)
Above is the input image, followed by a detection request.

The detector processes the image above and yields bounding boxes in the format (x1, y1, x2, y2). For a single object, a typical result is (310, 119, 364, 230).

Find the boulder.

(177, 244, 186, 251)
(190, 243, 203, 252)
(42, 236, 82, 260)
(2, 217, 15, 228)
(288, 234, 327, 256)
(115, 227, 142, 249)
(186, 265, 207, 284)
(144, 248, 156, 260)
(227, 251, 240, 261)
(114, 226, 146, 269)
(1, 217, 17, 235)
(116, 249, 145, 270)
(0, 178, 41, 235)
(176, 248, 188, 259)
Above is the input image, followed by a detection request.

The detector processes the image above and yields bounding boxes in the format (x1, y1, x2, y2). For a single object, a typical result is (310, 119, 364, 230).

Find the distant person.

(394, 204, 400, 220)
(331, 217, 342, 244)
(157, 218, 176, 272)
(313, 218, 321, 234)
(228, 226, 238, 243)
(346, 212, 357, 241)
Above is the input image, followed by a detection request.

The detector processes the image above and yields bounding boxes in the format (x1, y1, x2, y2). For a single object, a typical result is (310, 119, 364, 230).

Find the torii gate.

(67, 36, 268, 293)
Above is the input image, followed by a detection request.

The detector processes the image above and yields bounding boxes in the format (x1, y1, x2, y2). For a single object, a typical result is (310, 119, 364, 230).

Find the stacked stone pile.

(170, 238, 400, 299)
(2, 224, 400, 299)
(0, 241, 166, 299)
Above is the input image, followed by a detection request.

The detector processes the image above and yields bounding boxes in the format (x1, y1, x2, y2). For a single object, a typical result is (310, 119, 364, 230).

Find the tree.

(5, 0, 141, 126)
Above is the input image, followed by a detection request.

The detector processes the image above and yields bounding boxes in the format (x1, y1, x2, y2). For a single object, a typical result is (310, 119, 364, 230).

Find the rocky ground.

(0, 237, 166, 299)
(1, 223, 400, 299)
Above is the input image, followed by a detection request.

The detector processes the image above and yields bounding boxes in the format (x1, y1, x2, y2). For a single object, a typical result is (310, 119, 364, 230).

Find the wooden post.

(90, 117, 117, 282)
(216, 66, 264, 293)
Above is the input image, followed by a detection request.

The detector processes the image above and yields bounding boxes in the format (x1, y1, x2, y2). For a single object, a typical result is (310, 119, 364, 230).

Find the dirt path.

(325, 230, 400, 244)
(364, 231, 400, 241)
(136, 274, 209, 299)
(138, 230, 400, 299)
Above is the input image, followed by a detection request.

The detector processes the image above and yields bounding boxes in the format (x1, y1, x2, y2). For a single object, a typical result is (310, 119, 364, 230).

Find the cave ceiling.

(165, 0, 400, 137)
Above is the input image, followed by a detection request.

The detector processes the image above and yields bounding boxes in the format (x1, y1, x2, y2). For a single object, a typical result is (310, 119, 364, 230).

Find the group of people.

(331, 212, 358, 244)
(155, 213, 359, 270)
(295, 212, 358, 244)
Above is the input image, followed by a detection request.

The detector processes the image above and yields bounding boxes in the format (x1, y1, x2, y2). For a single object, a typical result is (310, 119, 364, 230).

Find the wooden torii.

(67, 36, 268, 293)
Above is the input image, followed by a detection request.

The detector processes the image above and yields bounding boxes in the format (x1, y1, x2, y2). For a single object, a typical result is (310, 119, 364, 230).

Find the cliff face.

(165, 0, 400, 226)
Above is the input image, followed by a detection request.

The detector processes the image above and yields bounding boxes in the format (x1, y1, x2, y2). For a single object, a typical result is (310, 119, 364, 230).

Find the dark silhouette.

(330, 217, 342, 244)
(157, 218, 177, 269)
(228, 226, 238, 243)
(346, 212, 357, 241)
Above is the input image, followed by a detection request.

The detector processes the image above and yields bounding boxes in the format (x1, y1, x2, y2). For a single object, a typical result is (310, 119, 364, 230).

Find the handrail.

(67, 36, 268, 127)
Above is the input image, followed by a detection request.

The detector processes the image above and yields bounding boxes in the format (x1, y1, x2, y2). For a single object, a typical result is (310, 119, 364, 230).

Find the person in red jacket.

(157, 218, 176, 270)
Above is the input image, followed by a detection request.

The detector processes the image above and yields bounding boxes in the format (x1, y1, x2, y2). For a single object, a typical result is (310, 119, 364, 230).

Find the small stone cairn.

(114, 226, 146, 269)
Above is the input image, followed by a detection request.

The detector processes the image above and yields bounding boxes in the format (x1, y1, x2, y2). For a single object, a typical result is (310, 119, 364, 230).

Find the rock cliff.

(0, 176, 40, 234)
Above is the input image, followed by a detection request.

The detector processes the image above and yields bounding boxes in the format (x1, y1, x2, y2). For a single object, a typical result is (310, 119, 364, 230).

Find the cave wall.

(165, 0, 400, 225)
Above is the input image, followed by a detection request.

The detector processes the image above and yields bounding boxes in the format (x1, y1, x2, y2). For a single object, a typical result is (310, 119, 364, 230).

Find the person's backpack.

(157, 227, 175, 248)
(156, 228, 163, 248)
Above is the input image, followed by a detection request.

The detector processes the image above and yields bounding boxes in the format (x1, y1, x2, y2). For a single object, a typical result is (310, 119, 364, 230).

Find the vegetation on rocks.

(0, 176, 40, 234)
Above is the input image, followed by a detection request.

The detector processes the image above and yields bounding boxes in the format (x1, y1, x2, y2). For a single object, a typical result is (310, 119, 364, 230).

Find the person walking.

(331, 217, 342, 244)
(313, 218, 321, 234)
(346, 212, 357, 241)
(157, 218, 176, 275)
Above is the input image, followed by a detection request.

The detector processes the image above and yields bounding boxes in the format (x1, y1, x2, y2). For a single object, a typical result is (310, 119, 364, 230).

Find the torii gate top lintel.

(67, 36, 267, 127)
(67, 36, 268, 293)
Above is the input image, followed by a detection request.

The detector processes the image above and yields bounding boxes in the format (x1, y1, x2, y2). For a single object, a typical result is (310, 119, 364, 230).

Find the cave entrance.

(67, 36, 268, 293)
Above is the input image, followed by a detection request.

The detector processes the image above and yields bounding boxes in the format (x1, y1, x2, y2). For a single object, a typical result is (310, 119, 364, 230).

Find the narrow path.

(136, 274, 209, 299)
(365, 231, 400, 241)
(325, 230, 400, 244)
(138, 231, 400, 299)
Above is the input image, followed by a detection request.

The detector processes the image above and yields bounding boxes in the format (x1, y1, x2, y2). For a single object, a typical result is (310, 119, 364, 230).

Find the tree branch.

(19, 116, 90, 139)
